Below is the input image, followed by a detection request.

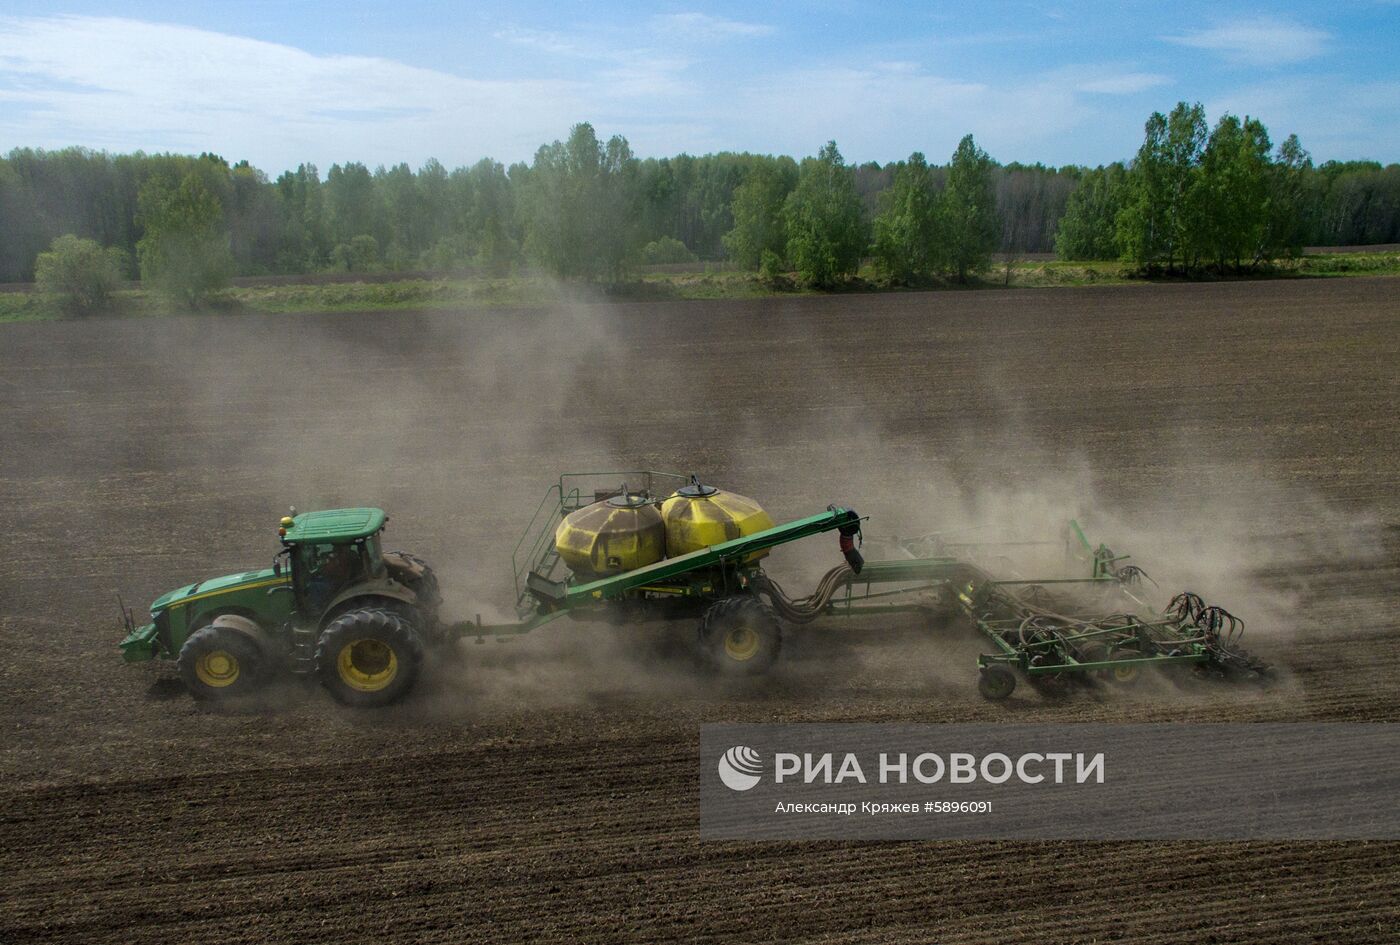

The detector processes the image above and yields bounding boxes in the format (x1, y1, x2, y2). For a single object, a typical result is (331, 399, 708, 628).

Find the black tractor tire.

(698, 596, 782, 676)
(388, 550, 442, 606)
(178, 625, 268, 702)
(316, 608, 424, 707)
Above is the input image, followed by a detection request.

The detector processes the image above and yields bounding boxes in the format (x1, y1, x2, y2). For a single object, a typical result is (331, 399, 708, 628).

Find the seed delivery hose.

(751, 564, 855, 623)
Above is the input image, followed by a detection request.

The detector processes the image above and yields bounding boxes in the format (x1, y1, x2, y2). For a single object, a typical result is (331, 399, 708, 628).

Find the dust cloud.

(15, 283, 1389, 716)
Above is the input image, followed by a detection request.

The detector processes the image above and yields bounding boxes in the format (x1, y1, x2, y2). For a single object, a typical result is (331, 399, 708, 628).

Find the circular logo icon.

(718, 745, 763, 791)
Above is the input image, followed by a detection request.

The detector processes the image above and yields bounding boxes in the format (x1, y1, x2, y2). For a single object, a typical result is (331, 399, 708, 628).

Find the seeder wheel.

(1106, 654, 1143, 686)
(698, 597, 782, 675)
(978, 665, 1017, 700)
(1021, 625, 1072, 697)
(1081, 641, 1144, 687)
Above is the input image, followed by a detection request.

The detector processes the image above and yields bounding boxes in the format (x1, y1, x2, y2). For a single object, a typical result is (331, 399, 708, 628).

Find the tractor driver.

(306, 545, 360, 611)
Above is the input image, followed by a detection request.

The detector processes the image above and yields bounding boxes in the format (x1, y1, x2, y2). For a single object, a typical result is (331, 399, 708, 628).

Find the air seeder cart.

(119, 470, 1272, 707)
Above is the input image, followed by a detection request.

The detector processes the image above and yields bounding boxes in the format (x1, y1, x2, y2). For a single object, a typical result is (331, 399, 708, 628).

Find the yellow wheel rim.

(1112, 663, 1141, 684)
(195, 649, 240, 688)
(337, 638, 398, 692)
(724, 626, 761, 661)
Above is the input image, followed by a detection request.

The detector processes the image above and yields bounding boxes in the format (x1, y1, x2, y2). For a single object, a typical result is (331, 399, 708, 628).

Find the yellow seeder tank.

(661, 477, 774, 563)
(554, 491, 666, 576)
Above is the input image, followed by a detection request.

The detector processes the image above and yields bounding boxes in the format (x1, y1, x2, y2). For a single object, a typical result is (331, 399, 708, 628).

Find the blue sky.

(1, 2, 1396, 174)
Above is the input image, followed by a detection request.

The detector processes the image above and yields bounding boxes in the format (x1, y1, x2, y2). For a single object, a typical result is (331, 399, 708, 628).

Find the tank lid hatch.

(677, 474, 719, 498)
(606, 486, 650, 508)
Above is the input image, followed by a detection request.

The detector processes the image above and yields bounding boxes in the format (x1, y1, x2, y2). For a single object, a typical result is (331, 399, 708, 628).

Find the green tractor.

(119, 508, 442, 707)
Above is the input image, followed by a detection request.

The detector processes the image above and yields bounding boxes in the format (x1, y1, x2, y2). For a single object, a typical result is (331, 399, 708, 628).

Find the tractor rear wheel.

(178, 625, 267, 701)
(387, 550, 442, 608)
(698, 597, 781, 675)
(316, 608, 424, 707)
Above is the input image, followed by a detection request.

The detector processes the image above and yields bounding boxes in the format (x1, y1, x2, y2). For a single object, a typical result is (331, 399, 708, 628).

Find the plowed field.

(2, 277, 1398, 943)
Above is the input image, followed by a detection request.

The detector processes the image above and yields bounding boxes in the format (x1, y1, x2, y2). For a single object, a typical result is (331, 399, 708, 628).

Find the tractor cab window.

(298, 542, 365, 611)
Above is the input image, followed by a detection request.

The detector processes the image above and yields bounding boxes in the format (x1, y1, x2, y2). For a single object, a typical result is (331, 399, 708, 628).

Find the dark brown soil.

(2, 277, 1398, 943)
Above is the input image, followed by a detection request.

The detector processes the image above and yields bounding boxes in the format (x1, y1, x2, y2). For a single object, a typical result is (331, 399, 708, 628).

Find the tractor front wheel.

(316, 608, 424, 707)
(698, 597, 781, 675)
(178, 625, 267, 701)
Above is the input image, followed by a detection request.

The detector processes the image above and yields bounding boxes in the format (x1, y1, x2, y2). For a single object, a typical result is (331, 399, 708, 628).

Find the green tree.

(136, 170, 233, 306)
(722, 157, 797, 269)
(1265, 134, 1312, 260)
(1054, 164, 1129, 260)
(1118, 103, 1206, 272)
(1116, 112, 1169, 268)
(941, 134, 999, 282)
(519, 123, 640, 281)
(640, 236, 697, 264)
(1195, 114, 1273, 270)
(274, 163, 327, 272)
(330, 234, 380, 272)
(414, 158, 452, 252)
(782, 142, 865, 288)
(324, 162, 381, 248)
(689, 153, 753, 258)
(871, 152, 942, 283)
(1165, 103, 1209, 271)
(34, 234, 125, 315)
(1315, 160, 1400, 244)
(227, 160, 279, 275)
(469, 158, 519, 274)
(375, 162, 427, 267)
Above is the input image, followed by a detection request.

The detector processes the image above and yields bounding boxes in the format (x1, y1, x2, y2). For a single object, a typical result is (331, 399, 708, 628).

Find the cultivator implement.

(960, 581, 1275, 699)
(807, 524, 1275, 699)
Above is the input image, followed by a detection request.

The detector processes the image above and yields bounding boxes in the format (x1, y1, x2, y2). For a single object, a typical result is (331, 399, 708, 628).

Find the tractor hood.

(150, 567, 281, 613)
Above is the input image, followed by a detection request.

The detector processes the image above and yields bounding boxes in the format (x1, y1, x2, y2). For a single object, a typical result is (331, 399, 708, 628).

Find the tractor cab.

(276, 508, 390, 612)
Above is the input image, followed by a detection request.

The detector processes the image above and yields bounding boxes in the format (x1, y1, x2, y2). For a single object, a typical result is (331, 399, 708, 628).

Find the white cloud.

(1207, 76, 1400, 160)
(730, 64, 1090, 164)
(599, 57, 696, 99)
(1074, 72, 1172, 95)
(0, 15, 1152, 170)
(650, 13, 774, 40)
(1041, 64, 1171, 96)
(492, 27, 592, 59)
(493, 23, 697, 98)
(0, 15, 593, 170)
(1163, 17, 1330, 66)
(0, 13, 1388, 172)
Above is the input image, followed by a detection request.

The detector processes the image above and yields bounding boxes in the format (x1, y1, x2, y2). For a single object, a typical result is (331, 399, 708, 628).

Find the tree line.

(3, 104, 1397, 300)
(1057, 102, 1322, 273)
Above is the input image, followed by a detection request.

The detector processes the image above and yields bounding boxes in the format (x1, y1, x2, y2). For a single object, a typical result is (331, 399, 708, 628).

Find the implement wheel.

(316, 608, 424, 707)
(978, 665, 1017, 701)
(1106, 654, 1143, 687)
(178, 625, 267, 701)
(699, 597, 781, 675)
(1099, 640, 1146, 687)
